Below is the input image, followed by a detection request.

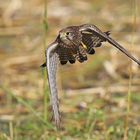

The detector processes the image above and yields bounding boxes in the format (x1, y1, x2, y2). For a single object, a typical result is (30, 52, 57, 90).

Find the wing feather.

(46, 41, 60, 127)
(79, 24, 140, 65)
(81, 30, 110, 54)
(56, 45, 76, 64)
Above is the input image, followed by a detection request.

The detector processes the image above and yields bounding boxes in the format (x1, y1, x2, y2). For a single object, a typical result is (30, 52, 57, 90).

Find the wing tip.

(40, 63, 46, 67)
(105, 31, 111, 36)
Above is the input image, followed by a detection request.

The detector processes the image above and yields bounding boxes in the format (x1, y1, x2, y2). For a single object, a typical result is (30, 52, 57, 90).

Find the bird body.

(41, 24, 140, 127)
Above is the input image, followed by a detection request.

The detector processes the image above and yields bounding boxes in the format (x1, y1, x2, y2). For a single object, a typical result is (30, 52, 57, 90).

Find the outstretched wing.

(81, 30, 110, 54)
(46, 41, 60, 127)
(79, 24, 140, 65)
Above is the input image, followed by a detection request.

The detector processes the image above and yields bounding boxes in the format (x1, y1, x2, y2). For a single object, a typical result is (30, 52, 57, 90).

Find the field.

(0, 0, 140, 139)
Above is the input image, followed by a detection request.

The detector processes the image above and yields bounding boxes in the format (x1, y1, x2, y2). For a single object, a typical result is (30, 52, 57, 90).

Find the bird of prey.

(41, 24, 140, 127)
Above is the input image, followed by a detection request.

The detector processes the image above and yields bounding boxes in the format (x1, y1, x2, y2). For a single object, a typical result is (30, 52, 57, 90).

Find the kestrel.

(41, 24, 140, 127)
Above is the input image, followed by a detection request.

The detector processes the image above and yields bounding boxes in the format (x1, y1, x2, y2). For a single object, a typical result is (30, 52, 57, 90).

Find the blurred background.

(0, 0, 140, 139)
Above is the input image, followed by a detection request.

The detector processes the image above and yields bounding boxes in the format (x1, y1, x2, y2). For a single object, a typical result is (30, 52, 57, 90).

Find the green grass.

(1, 85, 140, 140)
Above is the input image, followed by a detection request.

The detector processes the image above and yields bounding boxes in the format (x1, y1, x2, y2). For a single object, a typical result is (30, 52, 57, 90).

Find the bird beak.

(60, 32, 66, 39)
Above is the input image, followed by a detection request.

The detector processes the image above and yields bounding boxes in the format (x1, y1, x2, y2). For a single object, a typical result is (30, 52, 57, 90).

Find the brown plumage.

(41, 24, 140, 127)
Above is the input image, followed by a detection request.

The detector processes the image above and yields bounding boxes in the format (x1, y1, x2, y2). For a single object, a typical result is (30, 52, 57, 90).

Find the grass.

(0, 84, 140, 140)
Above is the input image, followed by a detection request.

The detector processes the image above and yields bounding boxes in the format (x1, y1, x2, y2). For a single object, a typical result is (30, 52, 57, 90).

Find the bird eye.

(66, 32, 70, 35)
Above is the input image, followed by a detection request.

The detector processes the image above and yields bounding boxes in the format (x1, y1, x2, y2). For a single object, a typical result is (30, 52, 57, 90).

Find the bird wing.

(79, 24, 140, 65)
(81, 30, 110, 54)
(56, 45, 76, 64)
(46, 41, 60, 127)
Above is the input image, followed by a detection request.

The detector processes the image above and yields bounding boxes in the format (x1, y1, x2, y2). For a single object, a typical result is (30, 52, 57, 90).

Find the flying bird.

(41, 24, 140, 127)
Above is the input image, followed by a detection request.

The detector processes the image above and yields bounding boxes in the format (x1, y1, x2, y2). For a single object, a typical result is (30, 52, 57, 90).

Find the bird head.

(59, 26, 80, 45)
